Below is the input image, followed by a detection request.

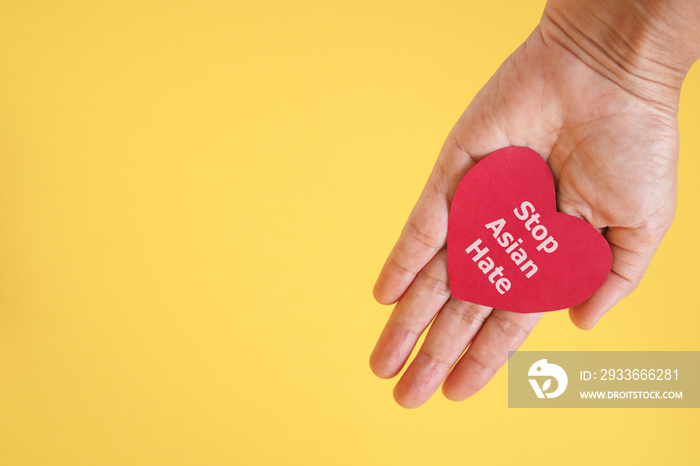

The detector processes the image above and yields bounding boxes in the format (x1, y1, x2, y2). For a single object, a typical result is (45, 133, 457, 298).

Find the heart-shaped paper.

(447, 147, 611, 313)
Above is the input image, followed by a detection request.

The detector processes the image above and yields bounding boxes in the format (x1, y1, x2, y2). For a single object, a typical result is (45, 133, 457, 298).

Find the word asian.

(464, 201, 558, 295)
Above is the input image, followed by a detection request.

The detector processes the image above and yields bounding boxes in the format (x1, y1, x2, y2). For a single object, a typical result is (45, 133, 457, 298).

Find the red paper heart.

(447, 147, 612, 313)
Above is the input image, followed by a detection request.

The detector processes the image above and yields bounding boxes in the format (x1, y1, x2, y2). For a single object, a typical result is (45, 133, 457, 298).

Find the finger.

(555, 189, 606, 233)
(569, 225, 663, 330)
(373, 137, 477, 305)
(373, 82, 517, 306)
(370, 248, 451, 379)
(442, 310, 542, 401)
(392, 299, 492, 408)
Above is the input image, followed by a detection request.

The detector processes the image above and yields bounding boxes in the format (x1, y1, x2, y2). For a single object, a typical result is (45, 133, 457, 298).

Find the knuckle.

(388, 254, 417, 278)
(417, 348, 452, 371)
(405, 218, 444, 252)
(463, 351, 497, 375)
(443, 300, 489, 329)
(610, 269, 641, 294)
(414, 269, 450, 297)
(387, 318, 421, 339)
(449, 134, 478, 165)
(432, 158, 450, 199)
(488, 313, 531, 342)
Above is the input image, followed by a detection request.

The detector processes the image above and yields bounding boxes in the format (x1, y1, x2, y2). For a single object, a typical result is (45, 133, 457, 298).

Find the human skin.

(370, 0, 700, 408)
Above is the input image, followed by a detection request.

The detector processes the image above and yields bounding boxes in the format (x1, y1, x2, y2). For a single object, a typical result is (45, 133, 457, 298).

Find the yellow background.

(0, 1, 698, 464)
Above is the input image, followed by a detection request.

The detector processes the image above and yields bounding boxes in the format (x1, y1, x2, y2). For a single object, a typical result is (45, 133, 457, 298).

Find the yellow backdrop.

(0, 1, 698, 465)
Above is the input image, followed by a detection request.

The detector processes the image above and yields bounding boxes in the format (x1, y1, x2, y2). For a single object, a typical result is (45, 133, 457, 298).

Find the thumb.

(568, 224, 666, 330)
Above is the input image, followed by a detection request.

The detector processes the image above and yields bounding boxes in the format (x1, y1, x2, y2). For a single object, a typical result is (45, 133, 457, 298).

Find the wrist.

(540, 0, 700, 109)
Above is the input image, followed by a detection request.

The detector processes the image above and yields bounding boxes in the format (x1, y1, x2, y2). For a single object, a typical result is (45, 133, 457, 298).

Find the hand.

(369, 2, 696, 408)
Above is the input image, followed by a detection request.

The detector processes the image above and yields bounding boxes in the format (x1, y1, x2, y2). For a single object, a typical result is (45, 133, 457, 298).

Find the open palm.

(370, 26, 679, 408)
